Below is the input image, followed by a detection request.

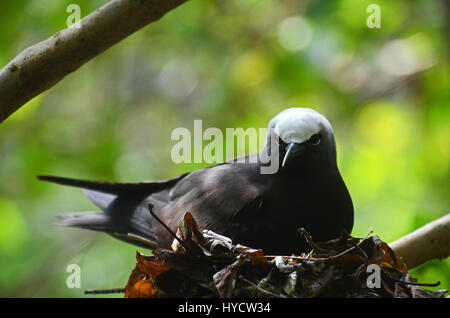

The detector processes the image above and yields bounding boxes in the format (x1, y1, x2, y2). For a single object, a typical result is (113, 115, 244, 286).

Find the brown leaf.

(124, 251, 172, 298)
(124, 264, 158, 298)
(333, 254, 366, 273)
(377, 242, 408, 273)
(171, 212, 206, 255)
(247, 249, 268, 265)
(213, 258, 246, 298)
(125, 276, 158, 298)
(136, 252, 171, 277)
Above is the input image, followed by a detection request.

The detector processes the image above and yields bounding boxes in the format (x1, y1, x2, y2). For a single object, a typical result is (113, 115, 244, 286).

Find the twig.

(345, 227, 373, 260)
(147, 203, 193, 255)
(293, 227, 375, 261)
(240, 276, 287, 298)
(333, 227, 373, 259)
(84, 288, 125, 294)
(264, 255, 309, 260)
(298, 228, 322, 252)
(390, 278, 441, 288)
(126, 233, 159, 249)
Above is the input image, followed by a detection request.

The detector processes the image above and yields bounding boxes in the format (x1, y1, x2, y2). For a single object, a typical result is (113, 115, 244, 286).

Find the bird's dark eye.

(309, 133, 321, 146)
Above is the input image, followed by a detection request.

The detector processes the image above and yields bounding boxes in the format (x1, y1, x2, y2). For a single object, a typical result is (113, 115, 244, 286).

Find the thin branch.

(0, 0, 188, 123)
(85, 288, 125, 294)
(390, 278, 441, 288)
(147, 203, 192, 254)
(126, 233, 159, 249)
(295, 227, 373, 261)
(240, 276, 287, 298)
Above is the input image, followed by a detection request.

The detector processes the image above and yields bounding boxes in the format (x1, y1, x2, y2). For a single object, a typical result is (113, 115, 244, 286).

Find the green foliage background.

(0, 0, 448, 297)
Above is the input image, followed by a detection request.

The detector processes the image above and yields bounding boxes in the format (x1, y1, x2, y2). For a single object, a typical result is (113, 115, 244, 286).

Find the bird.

(38, 108, 354, 255)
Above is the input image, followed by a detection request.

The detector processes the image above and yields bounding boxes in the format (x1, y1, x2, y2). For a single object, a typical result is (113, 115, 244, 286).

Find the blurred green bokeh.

(0, 0, 448, 297)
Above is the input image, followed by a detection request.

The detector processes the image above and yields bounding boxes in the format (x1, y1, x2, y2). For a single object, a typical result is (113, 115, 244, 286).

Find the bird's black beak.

(282, 142, 305, 167)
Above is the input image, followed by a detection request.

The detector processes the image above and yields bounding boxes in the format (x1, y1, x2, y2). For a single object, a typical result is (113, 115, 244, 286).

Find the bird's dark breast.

(229, 169, 354, 255)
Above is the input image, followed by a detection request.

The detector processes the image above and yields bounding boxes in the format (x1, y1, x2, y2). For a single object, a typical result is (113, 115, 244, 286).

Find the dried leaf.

(213, 258, 246, 298)
(125, 262, 157, 298)
(136, 252, 171, 278)
(377, 242, 408, 273)
(124, 251, 172, 298)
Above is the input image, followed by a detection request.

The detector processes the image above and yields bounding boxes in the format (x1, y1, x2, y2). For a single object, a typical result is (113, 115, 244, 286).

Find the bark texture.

(390, 213, 450, 269)
(0, 0, 188, 122)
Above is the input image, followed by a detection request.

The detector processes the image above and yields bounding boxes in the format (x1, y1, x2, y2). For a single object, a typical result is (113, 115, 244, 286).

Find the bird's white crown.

(268, 108, 333, 144)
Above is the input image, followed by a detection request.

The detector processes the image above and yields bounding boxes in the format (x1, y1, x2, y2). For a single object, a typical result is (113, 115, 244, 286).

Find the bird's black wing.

(151, 159, 267, 245)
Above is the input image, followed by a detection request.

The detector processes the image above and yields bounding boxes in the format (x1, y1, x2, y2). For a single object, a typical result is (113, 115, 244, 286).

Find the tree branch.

(0, 0, 188, 123)
(389, 213, 450, 270)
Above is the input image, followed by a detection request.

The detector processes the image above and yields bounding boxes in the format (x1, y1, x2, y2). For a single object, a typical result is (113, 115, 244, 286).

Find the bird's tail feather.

(56, 212, 118, 232)
(38, 175, 172, 249)
(56, 211, 159, 249)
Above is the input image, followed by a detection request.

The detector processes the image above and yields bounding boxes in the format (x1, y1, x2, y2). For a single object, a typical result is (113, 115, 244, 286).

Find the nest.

(119, 211, 447, 298)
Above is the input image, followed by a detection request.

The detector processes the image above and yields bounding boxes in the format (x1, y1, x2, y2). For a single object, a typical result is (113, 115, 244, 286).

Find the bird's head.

(266, 108, 337, 169)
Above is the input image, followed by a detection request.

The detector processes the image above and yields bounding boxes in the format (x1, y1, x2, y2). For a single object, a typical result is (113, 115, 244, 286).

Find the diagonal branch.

(389, 213, 450, 270)
(0, 0, 188, 123)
